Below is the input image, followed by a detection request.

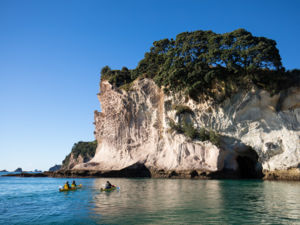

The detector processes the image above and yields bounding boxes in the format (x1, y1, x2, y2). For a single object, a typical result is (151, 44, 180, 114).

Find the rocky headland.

(68, 78, 299, 180)
(61, 141, 97, 169)
(59, 29, 300, 180)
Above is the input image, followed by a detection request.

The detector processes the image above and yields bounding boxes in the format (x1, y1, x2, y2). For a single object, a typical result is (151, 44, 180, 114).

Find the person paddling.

(100, 181, 117, 191)
(71, 180, 77, 188)
(64, 181, 70, 190)
(105, 181, 113, 189)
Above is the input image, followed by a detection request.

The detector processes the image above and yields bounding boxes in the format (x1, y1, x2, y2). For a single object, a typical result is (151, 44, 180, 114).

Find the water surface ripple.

(1, 176, 300, 224)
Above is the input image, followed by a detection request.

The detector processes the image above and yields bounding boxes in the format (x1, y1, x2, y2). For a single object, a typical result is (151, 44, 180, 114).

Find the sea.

(1, 172, 300, 224)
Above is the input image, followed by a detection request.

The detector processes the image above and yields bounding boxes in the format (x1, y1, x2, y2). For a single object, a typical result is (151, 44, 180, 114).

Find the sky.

(0, 0, 299, 171)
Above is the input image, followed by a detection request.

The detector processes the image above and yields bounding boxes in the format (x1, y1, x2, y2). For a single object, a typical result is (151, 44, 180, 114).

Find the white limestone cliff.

(74, 78, 300, 177)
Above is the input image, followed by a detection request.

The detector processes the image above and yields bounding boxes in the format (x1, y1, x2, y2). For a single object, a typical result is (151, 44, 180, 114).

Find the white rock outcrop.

(74, 78, 300, 175)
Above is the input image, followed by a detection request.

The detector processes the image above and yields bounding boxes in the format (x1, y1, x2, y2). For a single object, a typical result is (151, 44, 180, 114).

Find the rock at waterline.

(14, 168, 22, 172)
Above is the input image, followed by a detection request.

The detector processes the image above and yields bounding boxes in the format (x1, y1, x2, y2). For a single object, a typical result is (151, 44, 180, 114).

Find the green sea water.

(1, 176, 300, 224)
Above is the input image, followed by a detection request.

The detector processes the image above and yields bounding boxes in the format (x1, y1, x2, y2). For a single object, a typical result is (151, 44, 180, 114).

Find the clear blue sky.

(0, 0, 299, 171)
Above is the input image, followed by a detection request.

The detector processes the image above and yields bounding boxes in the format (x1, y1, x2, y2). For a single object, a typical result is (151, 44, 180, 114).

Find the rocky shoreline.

(2, 172, 48, 177)
(263, 168, 300, 181)
(0, 170, 240, 179)
(3, 167, 300, 181)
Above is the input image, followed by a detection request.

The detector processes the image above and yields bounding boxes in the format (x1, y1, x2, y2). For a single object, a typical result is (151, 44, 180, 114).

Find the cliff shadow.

(101, 162, 151, 178)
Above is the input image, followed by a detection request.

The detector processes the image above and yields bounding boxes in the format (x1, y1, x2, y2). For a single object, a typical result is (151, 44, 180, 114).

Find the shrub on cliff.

(168, 118, 220, 145)
(199, 128, 209, 141)
(208, 129, 220, 146)
(101, 66, 132, 87)
(182, 122, 198, 140)
(172, 104, 194, 117)
(62, 140, 97, 169)
(101, 28, 299, 100)
(168, 118, 183, 134)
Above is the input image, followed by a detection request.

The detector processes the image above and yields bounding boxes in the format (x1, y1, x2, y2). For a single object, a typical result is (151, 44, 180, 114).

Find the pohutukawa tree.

(101, 28, 298, 100)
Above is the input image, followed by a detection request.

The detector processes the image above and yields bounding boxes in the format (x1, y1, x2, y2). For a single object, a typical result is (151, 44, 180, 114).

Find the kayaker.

(105, 181, 112, 189)
(71, 180, 77, 188)
(64, 181, 70, 190)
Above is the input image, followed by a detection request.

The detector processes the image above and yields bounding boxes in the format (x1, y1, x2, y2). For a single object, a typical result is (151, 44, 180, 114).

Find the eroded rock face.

(75, 78, 300, 177)
(62, 153, 92, 170)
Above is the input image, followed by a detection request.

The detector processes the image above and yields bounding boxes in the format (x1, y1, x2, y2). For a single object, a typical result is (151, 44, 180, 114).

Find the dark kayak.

(100, 185, 118, 192)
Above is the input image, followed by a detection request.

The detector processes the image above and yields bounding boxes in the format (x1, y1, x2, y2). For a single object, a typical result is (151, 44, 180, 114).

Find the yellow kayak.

(59, 184, 82, 192)
(100, 186, 117, 192)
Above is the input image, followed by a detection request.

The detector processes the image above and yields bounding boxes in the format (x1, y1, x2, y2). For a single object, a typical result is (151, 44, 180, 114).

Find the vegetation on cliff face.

(173, 104, 194, 117)
(168, 118, 220, 145)
(62, 141, 97, 169)
(101, 28, 299, 100)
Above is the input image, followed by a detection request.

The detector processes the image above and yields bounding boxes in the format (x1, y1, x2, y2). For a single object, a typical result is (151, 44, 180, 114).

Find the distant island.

(14, 168, 22, 173)
(48, 164, 61, 172)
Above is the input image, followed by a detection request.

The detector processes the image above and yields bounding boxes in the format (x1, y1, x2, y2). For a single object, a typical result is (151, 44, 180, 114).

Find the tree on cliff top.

(100, 28, 298, 99)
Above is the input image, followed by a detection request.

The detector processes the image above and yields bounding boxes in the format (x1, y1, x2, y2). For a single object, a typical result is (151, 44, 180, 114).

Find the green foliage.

(199, 128, 209, 141)
(62, 140, 97, 167)
(168, 118, 183, 133)
(182, 121, 198, 139)
(101, 65, 111, 75)
(101, 66, 132, 87)
(71, 141, 97, 158)
(168, 118, 220, 145)
(172, 104, 194, 117)
(208, 129, 220, 146)
(62, 155, 71, 167)
(100, 28, 298, 100)
(119, 82, 134, 92)
(251, 69, 300, 95)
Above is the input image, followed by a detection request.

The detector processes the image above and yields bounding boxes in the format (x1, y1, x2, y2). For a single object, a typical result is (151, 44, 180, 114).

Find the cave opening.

(236, 149, 263, 179)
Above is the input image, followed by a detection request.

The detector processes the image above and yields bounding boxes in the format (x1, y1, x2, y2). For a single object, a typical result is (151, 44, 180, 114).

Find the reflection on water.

(91, 179, 224, 224)
(89, 179, 300, 224)
(1, 177, 300, 224)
